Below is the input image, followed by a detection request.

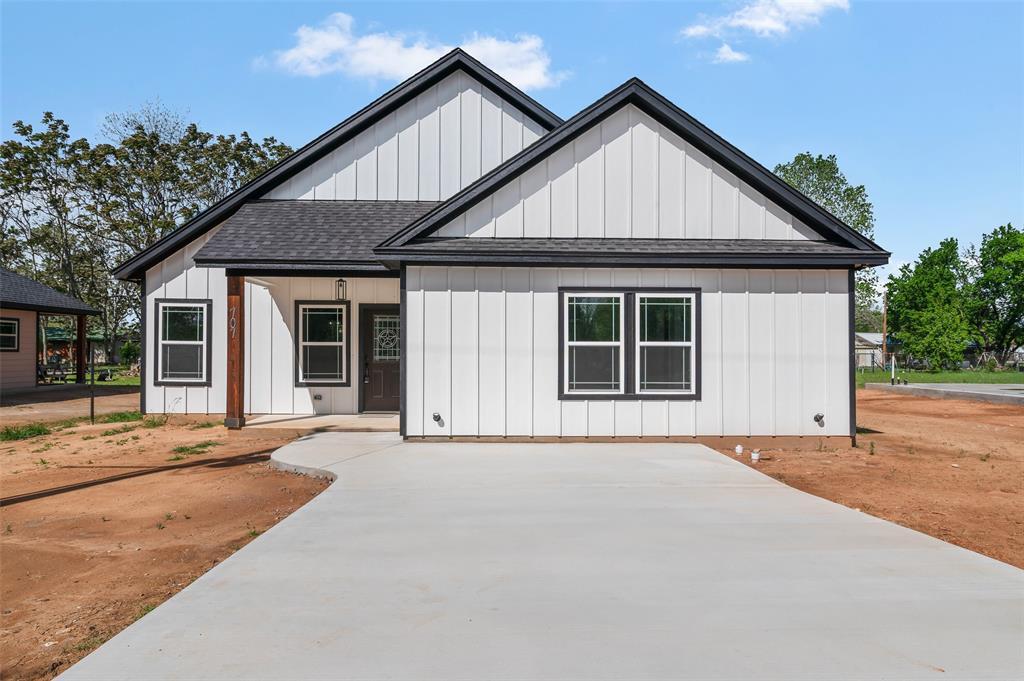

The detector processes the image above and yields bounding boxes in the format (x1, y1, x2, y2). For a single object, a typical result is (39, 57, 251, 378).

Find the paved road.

(63, 433, 1023, 680)
(866, 382, 1024, 405)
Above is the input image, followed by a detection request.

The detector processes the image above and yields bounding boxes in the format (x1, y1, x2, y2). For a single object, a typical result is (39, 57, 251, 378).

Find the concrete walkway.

(866, 381, 1024, 405)
(63, 434, 1023, 680)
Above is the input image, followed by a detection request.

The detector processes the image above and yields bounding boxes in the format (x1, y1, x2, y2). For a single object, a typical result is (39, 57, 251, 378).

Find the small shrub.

(1, 423, 51, 441)
(142, 415, 168, 429)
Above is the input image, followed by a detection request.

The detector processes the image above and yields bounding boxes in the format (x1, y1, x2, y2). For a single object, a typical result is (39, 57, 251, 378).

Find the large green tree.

(886, 238, 971, 369)
(774, 153, 880, 331)
(0, 105, 292, 360)
(961, 223, 1024, 364)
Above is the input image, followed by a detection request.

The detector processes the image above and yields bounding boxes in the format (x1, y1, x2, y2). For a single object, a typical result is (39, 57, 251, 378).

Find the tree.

(1, 105, 293, 360)
(774, 153, 880, 330)
(961, 224, 1024, 364)
(886, 239, 970, 369)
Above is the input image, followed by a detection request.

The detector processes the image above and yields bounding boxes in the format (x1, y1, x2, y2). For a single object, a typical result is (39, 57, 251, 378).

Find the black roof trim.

(379, 79, 886, 255)
(112, 49, 563, 281)
(194, 260, 389, 271)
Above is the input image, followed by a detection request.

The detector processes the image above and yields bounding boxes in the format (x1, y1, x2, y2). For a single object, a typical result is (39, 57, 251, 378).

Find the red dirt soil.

(0, 418, 326, 680)
(720, 390, 1024, 568)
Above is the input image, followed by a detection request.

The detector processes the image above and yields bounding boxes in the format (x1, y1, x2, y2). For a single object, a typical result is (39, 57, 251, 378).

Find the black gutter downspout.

(399, 266, 407, 438)
(139, 279, 147, 415)
(848, 268, 856, 446)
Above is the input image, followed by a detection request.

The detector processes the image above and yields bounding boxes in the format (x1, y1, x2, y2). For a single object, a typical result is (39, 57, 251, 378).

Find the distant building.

(0, 268, 98, 391)
(855, 332, 884, 368)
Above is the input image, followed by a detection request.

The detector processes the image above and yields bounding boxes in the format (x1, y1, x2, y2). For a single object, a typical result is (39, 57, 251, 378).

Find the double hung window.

(156, 301, 211, 384)
(560, 290, 699, 399)
(296, 302, 349, 385)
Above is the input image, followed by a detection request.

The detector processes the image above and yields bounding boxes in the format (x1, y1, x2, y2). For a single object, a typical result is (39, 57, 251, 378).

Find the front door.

(360, 305, 401, 412)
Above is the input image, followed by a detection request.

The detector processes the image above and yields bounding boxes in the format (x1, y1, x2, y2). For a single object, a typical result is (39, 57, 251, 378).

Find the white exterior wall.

(405, 266, 851, 438)
(144, 231, 228, 415)
(437, 104, 823, 241)
(264, 71, 547, 202)
(144, 237, 397, 415)
(244, 275, 398, 415)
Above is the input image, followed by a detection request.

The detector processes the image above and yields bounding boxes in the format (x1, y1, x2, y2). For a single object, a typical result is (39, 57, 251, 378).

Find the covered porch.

(188, 201, 431, 429)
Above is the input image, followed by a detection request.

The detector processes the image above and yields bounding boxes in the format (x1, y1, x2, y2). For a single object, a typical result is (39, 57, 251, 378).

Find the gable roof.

(192, 200, 439, 271)
(377, 79, 888, 261)
(112, 49, 563, 281)
(0, 268, 98, 315)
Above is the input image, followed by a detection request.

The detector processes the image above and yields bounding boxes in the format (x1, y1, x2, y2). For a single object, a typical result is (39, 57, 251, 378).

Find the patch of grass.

(135, 603, 157, 620)
(142, 415, 168, 429)
(31, 442, 54, 453)
(247, 528, 261, 538)
(869, 441, 876, 456)
(35, 458, 49, 467)
(100, 424, 136, 437)
(189, 420, 218, 430)
(96, 410, 143, 424)
(70, 634, 109, 653)
(82, 434, 96, 441)
(156, 522, 165, 530)
(166, 454, 185, 461)
(52, 416, 87, 430)
(171, 440, 221, 456)
(164, 512, 175, 521)
(1, 423, 51, 441)
(856, 368, 1023, 388)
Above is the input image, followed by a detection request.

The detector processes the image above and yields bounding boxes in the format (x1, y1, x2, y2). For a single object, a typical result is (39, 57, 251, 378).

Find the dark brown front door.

(360, 305, 401, 412)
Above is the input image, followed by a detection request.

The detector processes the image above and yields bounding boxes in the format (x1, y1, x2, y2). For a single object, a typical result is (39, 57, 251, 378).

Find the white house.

(113, 50, 888, 443)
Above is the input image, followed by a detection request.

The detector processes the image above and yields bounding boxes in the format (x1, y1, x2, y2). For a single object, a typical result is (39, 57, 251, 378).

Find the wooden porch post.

(225, 275, 245, 429)
(75, 314, 87, 384)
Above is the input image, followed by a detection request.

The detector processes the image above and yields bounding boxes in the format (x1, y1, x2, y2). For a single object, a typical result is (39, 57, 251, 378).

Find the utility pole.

(881, 289, 887, 372)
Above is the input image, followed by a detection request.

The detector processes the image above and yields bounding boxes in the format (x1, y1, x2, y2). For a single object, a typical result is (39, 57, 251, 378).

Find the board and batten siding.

(405, 266, 851, 438)
(264, 71, 547, 202)
(437, 104, 823, 241)
(244, 275, 398, 415)
(145, 233, 398, 415)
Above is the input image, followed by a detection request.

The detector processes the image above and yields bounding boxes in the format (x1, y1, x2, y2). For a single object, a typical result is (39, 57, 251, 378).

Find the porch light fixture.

(335, 278, 348, 301)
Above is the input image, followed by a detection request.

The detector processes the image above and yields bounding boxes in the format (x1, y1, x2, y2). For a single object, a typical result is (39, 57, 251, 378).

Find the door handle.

(363, 360, 369, 384)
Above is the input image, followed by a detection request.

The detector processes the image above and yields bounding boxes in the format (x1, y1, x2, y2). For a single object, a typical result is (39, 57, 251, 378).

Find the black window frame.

(294, 300, 352, 388)
(0, 317, 20, 352)
(153, 298, 213, 387)
(558, 287, 702, 401)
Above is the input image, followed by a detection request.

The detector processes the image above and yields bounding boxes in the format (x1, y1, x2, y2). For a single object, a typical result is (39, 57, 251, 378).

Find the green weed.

(0, 423, 51, 441)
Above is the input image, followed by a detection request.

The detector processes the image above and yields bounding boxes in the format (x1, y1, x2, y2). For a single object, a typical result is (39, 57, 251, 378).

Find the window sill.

(559, 392, 701, 401)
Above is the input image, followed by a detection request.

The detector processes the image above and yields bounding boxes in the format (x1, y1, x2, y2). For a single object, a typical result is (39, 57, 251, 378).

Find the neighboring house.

(0, 268, 98, 391)
(855, 332, 884, 368)
(113, 50, 889, 441)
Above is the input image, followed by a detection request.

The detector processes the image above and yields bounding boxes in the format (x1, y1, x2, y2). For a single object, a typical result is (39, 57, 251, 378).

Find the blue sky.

(3, 1, 1022, 278)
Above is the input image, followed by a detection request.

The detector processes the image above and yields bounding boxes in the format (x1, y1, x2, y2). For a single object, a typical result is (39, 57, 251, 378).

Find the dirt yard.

(0, 385, 140, 426)
(0, 416, 326, 680)
(722, 390, 1023, 568)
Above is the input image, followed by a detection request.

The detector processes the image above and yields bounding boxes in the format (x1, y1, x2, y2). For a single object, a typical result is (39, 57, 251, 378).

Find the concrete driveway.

(63, 434, 1023, 680)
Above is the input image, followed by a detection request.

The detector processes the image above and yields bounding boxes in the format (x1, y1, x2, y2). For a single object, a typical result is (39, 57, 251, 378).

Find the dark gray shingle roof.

(193, 200, 441, 269)
(0, 268, 98, 315)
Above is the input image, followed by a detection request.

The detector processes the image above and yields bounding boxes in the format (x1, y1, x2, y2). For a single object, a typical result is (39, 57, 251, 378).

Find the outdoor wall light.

(335, 278, 348, 301)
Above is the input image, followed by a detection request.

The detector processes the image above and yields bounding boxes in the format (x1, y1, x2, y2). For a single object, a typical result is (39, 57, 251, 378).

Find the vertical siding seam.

(718, 271, 724, 436)
(627, 108, 634, 238)
(654, 121, 661, 239)
(421, 277, 426, 436)
(797, 271, 804, 435)
(770, 270, 776, 436)
(745, 271, 750, 436)
(475, 269, 480, 436)
(502, 268, 508, 436)
(681, 143, 688, 238)
(448, 270, 453, 435)
(529, 269, 535, 437)
(824, 273, 830, 434)
(735, 177, 741, 239)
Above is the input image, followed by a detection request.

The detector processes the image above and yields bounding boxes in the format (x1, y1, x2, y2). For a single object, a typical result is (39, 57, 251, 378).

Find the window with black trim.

(560, 289, 700, 400)
(296, 302, 349, 386)
(156, 301, 211, 384)
(0, 317, 19, 352)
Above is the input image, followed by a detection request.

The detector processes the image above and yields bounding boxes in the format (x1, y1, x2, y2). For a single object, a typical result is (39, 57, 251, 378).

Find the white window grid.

(635, 293, 695, 395)
(0, 319, 18, 350)
(563, 292, 626, 395)
(298, 304, 347, 383)
(158, 303, 207, 383)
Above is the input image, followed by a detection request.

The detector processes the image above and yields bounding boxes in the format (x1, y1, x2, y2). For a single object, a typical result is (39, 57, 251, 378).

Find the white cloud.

(683, 0, 849, 40)
(713, 43, 751, 63)
(263, 13, 568, 91)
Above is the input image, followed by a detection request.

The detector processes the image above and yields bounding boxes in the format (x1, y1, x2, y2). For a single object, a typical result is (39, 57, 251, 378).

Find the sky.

(3, 1, 1022, 279)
